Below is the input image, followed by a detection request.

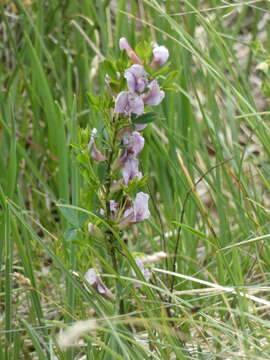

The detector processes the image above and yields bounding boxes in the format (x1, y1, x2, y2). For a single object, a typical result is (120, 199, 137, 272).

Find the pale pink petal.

(114, 92, 144, 116)
(114, 91, 129, 113)
(124, 65, 148, 93)
(84, 268, 97, 285)
(128, 94, 144, 115)
(119, 37, 132, 51)
(122, 157, 142, 185)
(151, 45, 169, 67)
(124, 71, 136, 93)
(123, 131, 145, 155)
(84, 268, 108, 296)
(133, 192, 150, 221)
(144, 80, 165, 106)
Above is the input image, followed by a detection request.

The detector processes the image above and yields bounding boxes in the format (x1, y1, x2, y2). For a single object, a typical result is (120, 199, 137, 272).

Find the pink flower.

(119, 37, 142, 65)
(144, 80, 165, 106)
(123, 131, 145, 156)
(87, 130, 106, 162)
(114, 91, 144, 116)
(122, 156, 142, 186)
(151, 44, 169, 68)
(84, 268, 107, 295)
(124, 65, 148, 93)
(112, 132, 144, 173)
(132, 258, 151, 287)
(120, 192, 150, 226)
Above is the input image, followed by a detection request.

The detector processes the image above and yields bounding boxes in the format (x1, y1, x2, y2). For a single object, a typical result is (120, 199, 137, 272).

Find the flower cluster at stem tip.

(85, 38, 169, 293)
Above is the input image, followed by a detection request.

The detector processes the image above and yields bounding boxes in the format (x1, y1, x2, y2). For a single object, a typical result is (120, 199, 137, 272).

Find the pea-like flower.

(122, 156, 142, 186)
(87, 129, 106, 162)
(132, 258, 151, 287)
(124, 65, 148, 93)
(114, 91, 144, 116)
(120, 192, 150, 227)
(112, 131, 144, 174)
(119, 37, 142, 65)
(84, 268, 112, 299)
(123, 131, 145, 156)
(144, 80, 165, 106)
(151, 44, 169, 68)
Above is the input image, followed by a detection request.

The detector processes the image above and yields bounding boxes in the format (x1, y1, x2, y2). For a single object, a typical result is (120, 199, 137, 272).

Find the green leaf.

(64, 228, 78, 241)
(87, 92, 100, 111)
(131, 112, 157, 124)
(101, 59, 116, 78)
(57, 200, 88, 228)
(97, 162, 108, 183)
(121, 175, 149, 196)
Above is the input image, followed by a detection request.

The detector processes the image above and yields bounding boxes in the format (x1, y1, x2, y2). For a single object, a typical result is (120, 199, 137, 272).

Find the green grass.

(1, 0, 270, 359)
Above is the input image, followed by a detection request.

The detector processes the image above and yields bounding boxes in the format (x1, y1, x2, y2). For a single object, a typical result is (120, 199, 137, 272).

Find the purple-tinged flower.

(124, 65, 148, 93)
(84, 268, 113, 299)
(120, 192, 150, 227)
(144, 80, 165, 106)
(112, 132, 145, 172)
(123, 131, 145, 156)
(109, 200, 119, 214)
(84, 268, 106, 294)
(122, 156, 142, 186)
(114, 91, 144, 116)
(119, 37, 142, 65)
(132, 258, 151, 287)
(151, 44, 169, 68)
(88, 129, 106, 162)
(91, 143, 107, 162)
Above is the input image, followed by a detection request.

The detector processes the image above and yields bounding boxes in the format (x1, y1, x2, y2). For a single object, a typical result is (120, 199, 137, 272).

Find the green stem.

(104, 119, 124, 313)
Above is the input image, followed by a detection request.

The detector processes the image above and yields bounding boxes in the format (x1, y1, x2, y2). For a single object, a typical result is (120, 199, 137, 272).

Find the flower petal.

(122, 156, 142, 185)
(124, 65, 148, 93)
(123, 131, 145, 156)
(152, 45, 169, 67)
(114, 91, 129, 113)
(134, 192, 150, 221)
(144, 80, 165, 106)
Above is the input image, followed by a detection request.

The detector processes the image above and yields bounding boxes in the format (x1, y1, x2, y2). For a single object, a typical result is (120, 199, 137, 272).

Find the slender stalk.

(170, 158, 231, 293)
(104, 118, 124, 313)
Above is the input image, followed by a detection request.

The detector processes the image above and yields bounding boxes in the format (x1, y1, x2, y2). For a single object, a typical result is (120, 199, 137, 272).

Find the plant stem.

(104, 119, 124, 313)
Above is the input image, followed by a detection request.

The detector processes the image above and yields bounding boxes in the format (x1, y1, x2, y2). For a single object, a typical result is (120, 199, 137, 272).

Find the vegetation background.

(1, 0, 270, 359)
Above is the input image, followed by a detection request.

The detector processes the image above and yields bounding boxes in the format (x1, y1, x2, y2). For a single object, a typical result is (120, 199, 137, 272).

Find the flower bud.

(151, 45, 169, 68)
(91, 143, 107, 162)
(119, 37, 143, 65)
(87, 129, 106, 162)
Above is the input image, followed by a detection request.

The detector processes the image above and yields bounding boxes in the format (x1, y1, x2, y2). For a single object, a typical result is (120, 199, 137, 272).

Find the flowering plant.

(72, 38, 171, 303)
